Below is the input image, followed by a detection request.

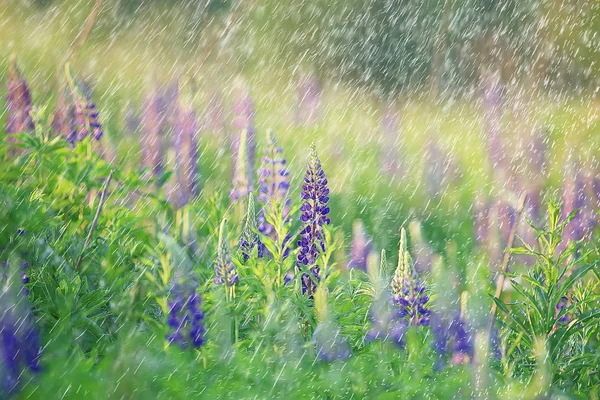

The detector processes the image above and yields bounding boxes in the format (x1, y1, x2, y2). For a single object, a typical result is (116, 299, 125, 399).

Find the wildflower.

(0, 282, 41, 395)
(214, 218, 238, 286)
(5, 57, 34, 137)
(391, 228, 431, 327)
(230, 129, 253, 202)
(173, 85, 200, 206)
(65, 64, 103, 144)
(256, 130, 291, 256)
(166, 284, 205, 349)
(347, 220, 371, 270)
(141, 86, 167, 179)
(239, 193, 260, 261)
(431, 313, 474, 366)
(297, 143, 331, 296)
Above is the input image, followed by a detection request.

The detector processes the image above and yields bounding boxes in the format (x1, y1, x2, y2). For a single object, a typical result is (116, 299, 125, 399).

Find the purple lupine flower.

(141, 87, 167, 179)
(554, 296, 571, 324)
(52, 87, 76, 143)
(166, 284, 205, 349)
(432, 313, 474, 366)
(347, 220, 371, 270)
(0, 283, 41, 395)
(295, 72, 321, 126)
(230, 129, 253, 202)
(73, 98, 103, 142)
(64, 64, 103, 144)
(391, 229, 431, 327)
(214, 218, 238, 286)
(366, 290, 408, 348)
(256, 130, 291, 258)
(173, 87, 200, 207)
(5, 57, 34, 138)
(297, 143, 331, 297)
(231, 79, 256, 185)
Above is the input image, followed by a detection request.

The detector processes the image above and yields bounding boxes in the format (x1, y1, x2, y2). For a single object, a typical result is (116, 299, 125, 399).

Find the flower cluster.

(297, 143, 330, 296)
(391, 228, 431, 327)
(214, 218, 239, 286)
(5, 57, 34, 136)
(166, 284, 205, 349)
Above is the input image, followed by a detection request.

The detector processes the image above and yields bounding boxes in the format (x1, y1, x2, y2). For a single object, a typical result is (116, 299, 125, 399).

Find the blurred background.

(1, 0, 600, 265)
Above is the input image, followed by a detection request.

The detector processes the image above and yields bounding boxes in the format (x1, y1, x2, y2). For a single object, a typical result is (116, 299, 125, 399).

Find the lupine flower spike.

(230, 129, 253, 202)
(173, 83, 200, 207)
(257, 130, 291, 257)
(214, 217, 238, 287)
(0, 270, 41, 395)
(239, 193, 260, 261)
(347, 220, 371, 270)
(297, 143, 331, 297)
(141, 86, 167, 179)
(5, 56, 34, 136)
(65, 64, 103, 144)
(391, 228, 431, 327)
(166, 283, 205, 349)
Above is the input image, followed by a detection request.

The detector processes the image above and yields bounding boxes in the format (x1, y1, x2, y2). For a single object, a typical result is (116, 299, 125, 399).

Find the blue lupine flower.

(214, 218, 239, 286)
(391, 228, 431, 327)
(5, 56, 34, 137)
(257, 130, 291, 257)
(297, 143, 331, 296)
(0, 279, 41, 395)
(166, 284, 205, 349)
(431, 313, 474, 366)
